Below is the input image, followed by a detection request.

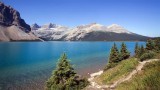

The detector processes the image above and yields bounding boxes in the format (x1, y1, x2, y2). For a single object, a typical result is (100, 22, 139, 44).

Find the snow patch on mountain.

(32, 23, 133, 40)
(107, 24, 131, 34)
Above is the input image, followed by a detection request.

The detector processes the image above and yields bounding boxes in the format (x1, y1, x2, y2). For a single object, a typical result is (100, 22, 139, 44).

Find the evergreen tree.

(104, 43, 119, 70)
(146, 39, 154, 51)
(138, 45, 145, 57)
(134, 42, 139, 57)
(120, 42, 130, 60)
(46, 53, 89, 90)
(154, 38, 160, 52)
(135, 42, 138, 54)
(108, 43, 120, 63)
(136, 47, 141, 58)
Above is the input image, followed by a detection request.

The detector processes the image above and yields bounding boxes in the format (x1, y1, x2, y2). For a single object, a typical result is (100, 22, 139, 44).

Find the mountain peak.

(0, 2, 31, 32)
(32, 22, 149, 41)
(107, 24, 131, 34)
(31, 23, 40, 30)
(108, 24, 122, 28)
(76, 23, 102, 29)
(41, 23, 56, 29)
(0, 2, 39, 41)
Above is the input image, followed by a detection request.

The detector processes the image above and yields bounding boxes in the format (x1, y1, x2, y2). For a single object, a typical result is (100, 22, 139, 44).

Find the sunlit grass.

(95, 58, 138, 85)
(116, 60, 160, 90)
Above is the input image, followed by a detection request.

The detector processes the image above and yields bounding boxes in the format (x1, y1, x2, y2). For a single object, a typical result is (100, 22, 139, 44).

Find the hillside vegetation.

(93, 38, 160, 90)
(116, 60, 160, 90)
(95, 58, 138, 85)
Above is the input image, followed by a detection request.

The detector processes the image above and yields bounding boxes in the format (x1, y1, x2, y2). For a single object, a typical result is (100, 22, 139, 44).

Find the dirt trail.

(85, 59, 159, 90)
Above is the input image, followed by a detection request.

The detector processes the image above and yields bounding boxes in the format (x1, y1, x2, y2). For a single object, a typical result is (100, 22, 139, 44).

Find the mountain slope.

(0, 2, 39, 41)
(32, 23, 150, 41)
(68, 31, 149, 41)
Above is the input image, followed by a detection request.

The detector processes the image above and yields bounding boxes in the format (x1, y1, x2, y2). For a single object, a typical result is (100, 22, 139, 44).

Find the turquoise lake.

(0, 41, 145, 90)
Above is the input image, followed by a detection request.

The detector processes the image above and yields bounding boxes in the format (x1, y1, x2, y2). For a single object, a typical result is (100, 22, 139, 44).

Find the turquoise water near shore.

(0, 41, 145, 90)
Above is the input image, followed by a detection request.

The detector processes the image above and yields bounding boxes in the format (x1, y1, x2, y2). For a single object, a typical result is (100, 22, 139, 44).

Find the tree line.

(105, 37, 160, 70)
(104, 42, 130, 70)
(135, 38, 160, 61)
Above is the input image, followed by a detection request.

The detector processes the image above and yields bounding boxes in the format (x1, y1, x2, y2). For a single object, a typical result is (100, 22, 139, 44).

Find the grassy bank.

(116, 60, 160, 90)
(91, 38, 160, 90)
(95, 58, 138, 85)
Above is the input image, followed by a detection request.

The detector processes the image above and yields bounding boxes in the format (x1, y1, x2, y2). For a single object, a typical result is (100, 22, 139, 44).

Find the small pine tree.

(104, 43, 119, 70)
(138, 45, 145, 57)
(134, 42, 139, 57)
(46, 53, 89, 90)
(146, 39, 154, 51)
(108, 43, 120, 63)
(120, 42, 130, 60)
(135, 42, 138, 54)
(136, 47, 141, 58)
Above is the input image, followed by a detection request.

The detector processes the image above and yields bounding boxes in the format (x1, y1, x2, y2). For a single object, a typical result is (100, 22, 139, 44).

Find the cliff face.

(0, 2, 39, 41)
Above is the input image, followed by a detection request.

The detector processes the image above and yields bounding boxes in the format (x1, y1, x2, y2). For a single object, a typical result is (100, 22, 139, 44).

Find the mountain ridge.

(31, 23, 150, 41)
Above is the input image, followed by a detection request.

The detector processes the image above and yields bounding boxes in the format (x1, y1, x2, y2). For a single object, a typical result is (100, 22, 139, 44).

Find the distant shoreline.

(0, 40, 147, 42)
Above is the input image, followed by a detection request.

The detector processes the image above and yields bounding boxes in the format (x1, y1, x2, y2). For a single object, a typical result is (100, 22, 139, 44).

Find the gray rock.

(31, 23, 40, 30)
(41, 23, 56, 29)
(0, 2, 40, 41)
(0, 2, 31, 32)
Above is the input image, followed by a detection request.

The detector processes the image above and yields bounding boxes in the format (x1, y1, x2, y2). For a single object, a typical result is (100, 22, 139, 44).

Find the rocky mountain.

(32, 23, 150, 41)
(41, 23, 56, 29)
(32, 23, 70, 40)
(31, 23, 40, 30)
(0, 2, 39, 41)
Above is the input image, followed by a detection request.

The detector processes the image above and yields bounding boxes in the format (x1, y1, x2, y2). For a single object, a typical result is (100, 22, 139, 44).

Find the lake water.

(0, 41, 145, 90)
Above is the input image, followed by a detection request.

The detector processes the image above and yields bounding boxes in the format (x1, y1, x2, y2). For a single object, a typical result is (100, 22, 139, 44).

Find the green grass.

(116, 60, 160, 90)
(95, 58, 138, 85)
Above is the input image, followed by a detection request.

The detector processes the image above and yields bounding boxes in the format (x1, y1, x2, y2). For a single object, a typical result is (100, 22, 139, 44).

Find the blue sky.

(1, 0, 160, 37)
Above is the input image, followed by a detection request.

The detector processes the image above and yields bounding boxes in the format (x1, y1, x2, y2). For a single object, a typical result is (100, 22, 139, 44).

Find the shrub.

(140, 51, 155, 61)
